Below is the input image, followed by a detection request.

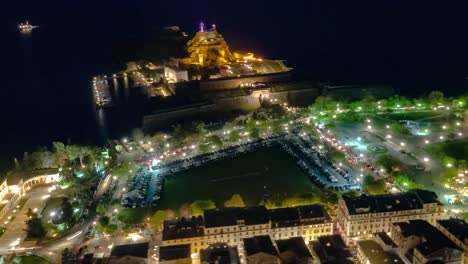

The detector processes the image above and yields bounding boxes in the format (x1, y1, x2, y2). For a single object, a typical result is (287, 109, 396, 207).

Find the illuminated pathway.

(0, 186, 51, 254)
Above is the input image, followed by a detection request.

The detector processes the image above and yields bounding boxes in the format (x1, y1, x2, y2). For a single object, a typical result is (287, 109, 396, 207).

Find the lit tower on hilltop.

(199, 21, 205, 32)
(184, 22, 233, 67)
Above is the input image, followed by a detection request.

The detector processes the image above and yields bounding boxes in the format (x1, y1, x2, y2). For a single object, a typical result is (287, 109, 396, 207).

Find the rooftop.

(437, 218, 468, 243)
(159, 244, 191, 261)
(270, 204, 331, 228)
(203, 206, 269, 228)
(357, 240, 404, 264)
(243, 235, 278, 257)
(343, 189, 440, 215)
(375, 232, 397, 248)
(393, 220, 460, 257)
(199, 243, 240, 264)
(276, 237, 313, 263)
(5, 168, 59, 186)
(162, 216, 204, 240)
(311, 235, 354, 264)
(110, 242, 148, 259)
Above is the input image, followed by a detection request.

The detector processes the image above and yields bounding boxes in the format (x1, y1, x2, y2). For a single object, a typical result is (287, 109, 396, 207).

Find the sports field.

(157, 146, 320, 210)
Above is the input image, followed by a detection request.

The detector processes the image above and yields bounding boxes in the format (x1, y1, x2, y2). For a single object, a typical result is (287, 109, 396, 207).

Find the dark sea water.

(1, 0, 468, 172)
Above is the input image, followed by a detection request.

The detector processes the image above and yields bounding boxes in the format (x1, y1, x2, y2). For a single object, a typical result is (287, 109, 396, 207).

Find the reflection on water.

(123, 76, 129, 98)
(94, 76, 147, 142)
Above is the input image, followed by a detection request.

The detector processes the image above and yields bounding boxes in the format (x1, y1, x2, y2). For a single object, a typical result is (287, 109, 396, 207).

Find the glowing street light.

(440, 136, 444, 140)
(400, 142, 405, 147)
(386, 134, 392, 139)
(424, 140, 430, 144)
(423, 157, 429, 163)
(447, 163, 453, 168)
(367, 125, 372, 130)
(122, 138, 127, 143)
(442, 125, 447, 130)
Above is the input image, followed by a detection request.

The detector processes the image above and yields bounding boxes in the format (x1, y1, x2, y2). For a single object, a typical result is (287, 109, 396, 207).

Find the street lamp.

(400, 142, 405, 147)
(386, 134, 392, 139)
(423, 157, 429, 163)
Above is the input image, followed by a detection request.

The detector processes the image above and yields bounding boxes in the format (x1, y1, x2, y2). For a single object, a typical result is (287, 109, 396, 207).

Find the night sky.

(3, 0, 468, 92)
(0, 0, 467, 171)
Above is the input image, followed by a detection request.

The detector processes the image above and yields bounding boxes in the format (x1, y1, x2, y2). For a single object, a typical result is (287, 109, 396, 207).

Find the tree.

(190, 200, 216, 216)
(150, 210, 167, 230)
(428, 91, 444, 106)
(440, 168, 458, 185)
(375, 155, 402, 173)
(179, 203, 193, 218)
(98, 216, 110, 227)
(362, 175, 387, 195)
(390, 123, 411, 135)
(224, 194, 245, 208)
(105, 224, 118, 235)
(342, 190, 360, 198)
(228, 130, 241, 142)
(53, 141, 68, 166)
(25, 217, 46, 241)
(61, 198, 74, 228)
(393, 174, 423, 189)
(320, 190, 339, 205)
(96, 204, 106, 216)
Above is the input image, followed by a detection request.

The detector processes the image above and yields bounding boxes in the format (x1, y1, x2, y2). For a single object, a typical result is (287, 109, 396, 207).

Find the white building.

(336, 190, 444, 243)
(162, 205, 333, 257)
(164, 66, 188, 83)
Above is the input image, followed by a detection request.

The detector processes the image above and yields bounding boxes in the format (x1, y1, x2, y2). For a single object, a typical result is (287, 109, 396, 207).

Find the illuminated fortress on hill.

(175, 22, 291, 82)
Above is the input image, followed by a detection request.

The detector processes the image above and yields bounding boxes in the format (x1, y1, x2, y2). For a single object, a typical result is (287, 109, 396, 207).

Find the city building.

(356, 240, 404, 264)
(435, 218, 468, 264)
(390, 220, 462, 263)
(161, 204, 333, 258)
(109, 242, 149, 264)
(159, 244, 192, 264)
(0, 168, 59, 219)
(199, 243, 240, 264)
(336, 190, 443, 242)
(310, 234, 354, 264)
(275, 237, 314, 264)
(242, 235, 280, 264)
(164, 66, 188, 83)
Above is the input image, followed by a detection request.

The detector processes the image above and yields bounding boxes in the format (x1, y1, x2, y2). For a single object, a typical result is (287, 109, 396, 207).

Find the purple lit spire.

(199, 21, 205, 32)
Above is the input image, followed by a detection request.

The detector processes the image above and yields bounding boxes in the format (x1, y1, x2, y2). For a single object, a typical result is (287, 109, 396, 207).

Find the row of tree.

(17, 142, 100, 171)
(308, 91, 467, 114)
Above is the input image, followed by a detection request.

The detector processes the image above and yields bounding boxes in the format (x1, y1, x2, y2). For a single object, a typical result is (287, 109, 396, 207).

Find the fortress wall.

(213, 96, 261, 111)
(142, 88, 320, 131)
(143, 103, 217, 131)
(267, 88, 321, 106)
(199, 72, 291, 91)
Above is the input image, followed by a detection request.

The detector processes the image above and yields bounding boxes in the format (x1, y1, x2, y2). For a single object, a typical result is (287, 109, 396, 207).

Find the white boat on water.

(19, 21, 34, 33)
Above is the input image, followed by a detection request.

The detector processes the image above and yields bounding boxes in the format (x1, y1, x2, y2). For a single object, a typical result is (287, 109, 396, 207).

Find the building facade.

(390, 220, 462, 264)
(0, 169, 59, 219)
(336, 190, 444, 242)
(161, 205, 333, 258)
